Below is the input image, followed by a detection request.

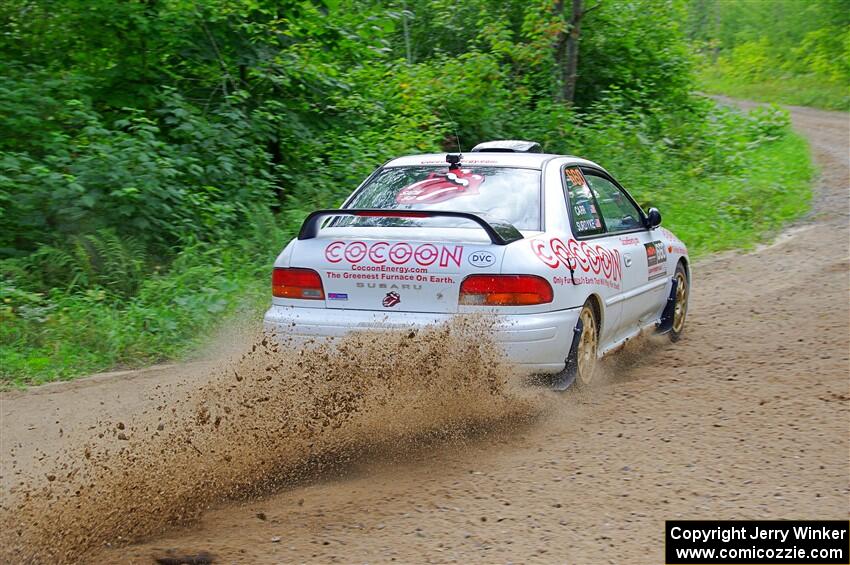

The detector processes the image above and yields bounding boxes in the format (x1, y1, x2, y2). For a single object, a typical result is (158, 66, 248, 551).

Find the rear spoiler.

(297, 209, 524, 246)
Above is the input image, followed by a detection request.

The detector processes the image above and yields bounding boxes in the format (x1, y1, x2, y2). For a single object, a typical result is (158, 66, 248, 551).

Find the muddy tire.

(575, 300, 599, 386)
(670, 262, 689, 342)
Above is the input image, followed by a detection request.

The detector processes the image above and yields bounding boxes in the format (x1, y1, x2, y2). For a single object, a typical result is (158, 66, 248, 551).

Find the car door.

(562, 166, 625, 344)
(582, 169, 668, 338)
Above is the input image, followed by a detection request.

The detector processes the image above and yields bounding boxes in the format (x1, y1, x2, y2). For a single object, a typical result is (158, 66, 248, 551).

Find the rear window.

(564, 167, 604, 237)
(339, 166, 541, 231)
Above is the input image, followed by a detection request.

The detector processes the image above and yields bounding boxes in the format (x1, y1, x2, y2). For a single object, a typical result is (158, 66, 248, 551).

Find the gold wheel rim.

(577, 305, 598, 384)
(672, 272, 688, 334)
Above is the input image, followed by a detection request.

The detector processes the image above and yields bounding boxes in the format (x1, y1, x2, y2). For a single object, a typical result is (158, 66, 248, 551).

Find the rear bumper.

(263, 305, 581, 374)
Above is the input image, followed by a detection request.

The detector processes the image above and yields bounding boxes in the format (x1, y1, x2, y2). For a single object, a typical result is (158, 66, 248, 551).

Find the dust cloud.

(0, 316, 554, 563)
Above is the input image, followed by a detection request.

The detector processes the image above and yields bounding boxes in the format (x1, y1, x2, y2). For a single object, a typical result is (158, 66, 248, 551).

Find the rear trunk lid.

(290, 226, 507, 313)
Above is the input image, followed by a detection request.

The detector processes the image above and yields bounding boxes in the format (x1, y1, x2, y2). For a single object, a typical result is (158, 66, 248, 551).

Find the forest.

(690, 0, 849, 109)
(1, 0, 834, 384)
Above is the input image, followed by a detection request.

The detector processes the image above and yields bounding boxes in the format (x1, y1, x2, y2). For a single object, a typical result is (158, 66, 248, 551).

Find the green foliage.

(2, 229, 146, 298)
(699, 72, 850, 111)
(0, 73, 276, 256)
(0, 0, 817, 385)
(1, 207, 291, 386)
(576, 0, 695, 108)
(688, 0, 850, 109)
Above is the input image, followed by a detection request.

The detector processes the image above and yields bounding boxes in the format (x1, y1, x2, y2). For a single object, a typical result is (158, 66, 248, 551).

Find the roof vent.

(470, 140, 542, 153)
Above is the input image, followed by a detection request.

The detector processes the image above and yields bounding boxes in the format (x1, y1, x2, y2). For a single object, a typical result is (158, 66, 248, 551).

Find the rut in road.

(1, 317, 554, 563)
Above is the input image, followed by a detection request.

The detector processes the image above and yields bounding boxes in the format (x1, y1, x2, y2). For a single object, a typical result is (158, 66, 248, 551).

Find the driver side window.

(583, 172, 644, 233)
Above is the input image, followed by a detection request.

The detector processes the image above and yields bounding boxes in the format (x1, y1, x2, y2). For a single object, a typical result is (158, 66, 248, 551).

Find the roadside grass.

(698, 72, 850, 112)
(657, 132, 813, 256)
(0, 108, 815, 388)
(0, 254, 272, 388)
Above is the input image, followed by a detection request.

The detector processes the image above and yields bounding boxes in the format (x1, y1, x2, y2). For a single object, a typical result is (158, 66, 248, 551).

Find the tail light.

(459, 275, 553, 306)
(272, 268, 325, 300)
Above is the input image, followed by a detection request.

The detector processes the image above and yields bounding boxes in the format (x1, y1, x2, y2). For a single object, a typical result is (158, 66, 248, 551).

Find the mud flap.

(551, 317, 584, 391)
(656, 277, 678, 334)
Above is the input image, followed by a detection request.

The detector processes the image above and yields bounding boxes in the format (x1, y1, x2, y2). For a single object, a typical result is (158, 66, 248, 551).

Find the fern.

(14, 230, 148, 297)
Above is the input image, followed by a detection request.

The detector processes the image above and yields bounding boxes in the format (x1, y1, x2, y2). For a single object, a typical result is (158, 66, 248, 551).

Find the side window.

(584, 173, 644, 233)
(564, 167, 604, 236)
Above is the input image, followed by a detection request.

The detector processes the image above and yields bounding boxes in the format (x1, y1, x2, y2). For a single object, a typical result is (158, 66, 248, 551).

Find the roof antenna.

(442, 103, 463, 169)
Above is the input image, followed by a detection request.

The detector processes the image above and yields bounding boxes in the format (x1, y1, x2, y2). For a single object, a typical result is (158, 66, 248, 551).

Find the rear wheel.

(670, 262, 689, 342)
(575, 301, 599, 386)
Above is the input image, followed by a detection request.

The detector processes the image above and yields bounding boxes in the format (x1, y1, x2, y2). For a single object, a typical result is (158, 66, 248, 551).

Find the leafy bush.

(0, 79, 276, 256)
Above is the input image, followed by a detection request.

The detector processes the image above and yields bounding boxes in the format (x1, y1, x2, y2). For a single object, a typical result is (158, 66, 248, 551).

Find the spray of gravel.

(0, 316, 555, 563)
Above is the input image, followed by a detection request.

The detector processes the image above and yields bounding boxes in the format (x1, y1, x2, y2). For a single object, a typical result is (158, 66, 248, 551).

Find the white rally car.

(264, 140, 690, 389)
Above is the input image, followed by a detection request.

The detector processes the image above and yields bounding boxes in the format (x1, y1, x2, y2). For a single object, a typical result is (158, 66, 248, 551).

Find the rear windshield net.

(338, 166, 541, 231)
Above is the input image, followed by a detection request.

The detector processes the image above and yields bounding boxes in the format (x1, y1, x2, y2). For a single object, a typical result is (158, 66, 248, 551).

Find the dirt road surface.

(1, 101, 848, 564)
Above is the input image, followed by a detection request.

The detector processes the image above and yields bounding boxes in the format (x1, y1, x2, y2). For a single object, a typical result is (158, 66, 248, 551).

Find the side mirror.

(645, 207, 662, 229)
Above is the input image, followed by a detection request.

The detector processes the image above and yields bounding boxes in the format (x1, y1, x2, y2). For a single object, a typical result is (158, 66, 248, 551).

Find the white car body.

(264, 147, 690, 376)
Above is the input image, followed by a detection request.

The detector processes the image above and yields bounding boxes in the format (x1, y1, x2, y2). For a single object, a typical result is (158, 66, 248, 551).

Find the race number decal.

(565, 168, 587, 187)
(645, 240, 668, 281)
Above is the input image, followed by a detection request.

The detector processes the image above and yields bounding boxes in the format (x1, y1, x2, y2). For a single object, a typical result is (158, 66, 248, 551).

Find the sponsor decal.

(620, 236, 640, 246)
(645, 240, 668, 281)
(327, 292, 348, 301)
(418, 159, 497, 165)
(669, 245, 687, 255)
(468, 250, 496, 268)
(575, 218, 602, 231)
(396, 170, 485, 204)
(338, 272, 454, 284)
(531, 238, 623, 289)
(382, 291, 401, 308)
(324, 241, 463, 269)
(573, 203, 597, 216)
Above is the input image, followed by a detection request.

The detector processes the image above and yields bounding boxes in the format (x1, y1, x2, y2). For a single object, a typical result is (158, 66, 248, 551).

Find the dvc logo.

(468, 251, 496, 268)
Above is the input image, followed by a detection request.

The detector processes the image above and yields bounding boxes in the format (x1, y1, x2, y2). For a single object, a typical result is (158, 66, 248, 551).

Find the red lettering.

(325, 241, 465, 268)
(368, 241, 389, 264)
(389, 242, 413, 264)
(596, 245, 613, 278)
(414, 244, 438, 266)
(581, 242, 601, 274)
(439, 245, 463, 268)
(344, 241, 367, 263)
(530, 238, 622, 282)
(532, 239, 559, 268)
(567, 239, 588, 271)
(609, 248, 622, 281)
(325, 241, 344, 263)
(551, 238, 572, 267)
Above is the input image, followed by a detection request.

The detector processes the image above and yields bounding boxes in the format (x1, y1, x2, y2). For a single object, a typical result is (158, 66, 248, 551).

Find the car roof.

(384, 152, 605, 171)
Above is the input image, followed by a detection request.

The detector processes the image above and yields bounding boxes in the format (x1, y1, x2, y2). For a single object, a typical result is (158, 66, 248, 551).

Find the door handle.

(623, 253, 633, 267)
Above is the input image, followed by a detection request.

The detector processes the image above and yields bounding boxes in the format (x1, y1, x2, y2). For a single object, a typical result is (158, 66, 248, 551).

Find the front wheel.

(670, 263, 689, 342)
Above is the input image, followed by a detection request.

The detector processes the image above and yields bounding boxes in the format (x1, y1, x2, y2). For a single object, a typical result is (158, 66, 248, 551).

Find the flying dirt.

(1, 100, 848, 564)
(1, 317, 554, 562)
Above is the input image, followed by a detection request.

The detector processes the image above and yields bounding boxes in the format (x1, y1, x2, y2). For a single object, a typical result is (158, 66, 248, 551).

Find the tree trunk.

(402, 0, 413, 64)
(553, 0, 566, 100)
(563, 0, 583, 104)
